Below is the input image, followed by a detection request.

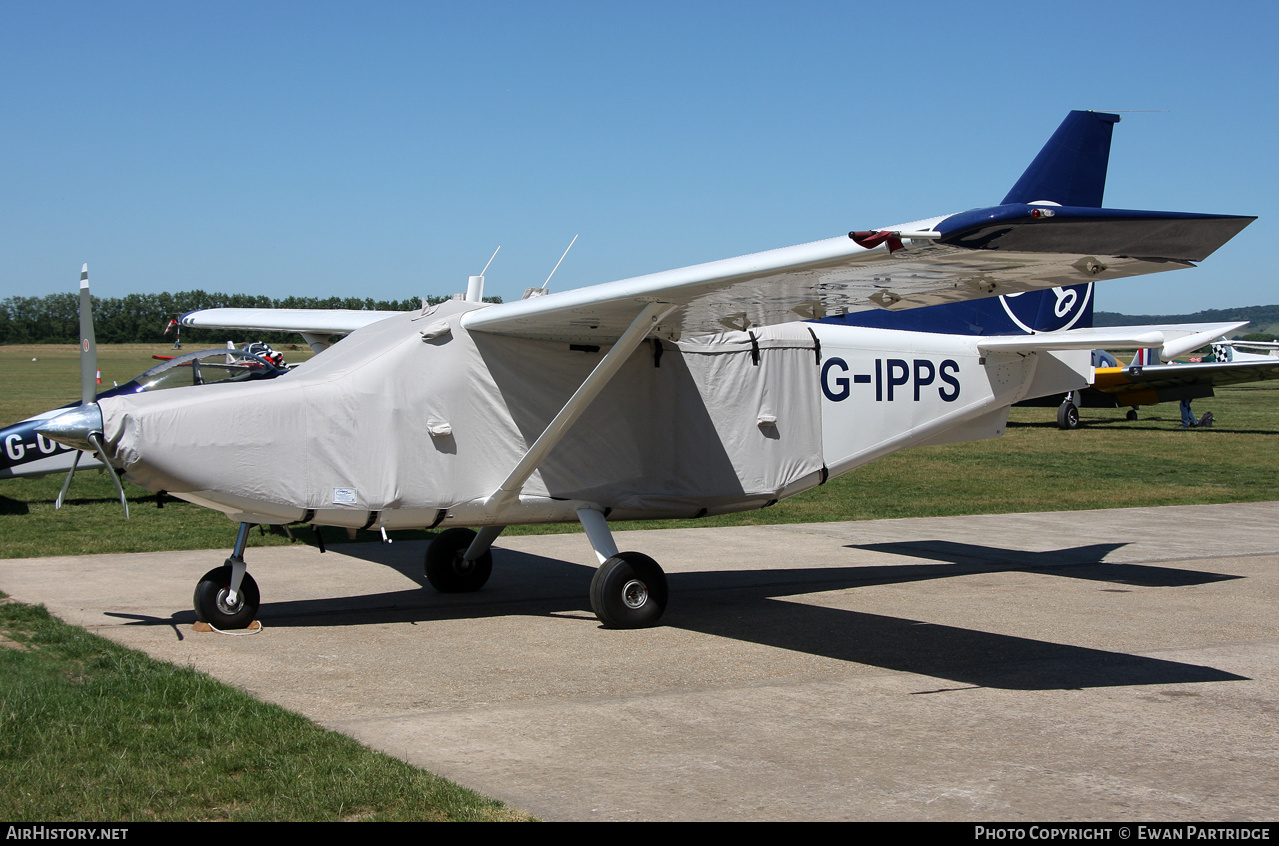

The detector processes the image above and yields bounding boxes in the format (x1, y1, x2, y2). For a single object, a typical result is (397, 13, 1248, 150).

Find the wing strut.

(484, 302, 673, 513)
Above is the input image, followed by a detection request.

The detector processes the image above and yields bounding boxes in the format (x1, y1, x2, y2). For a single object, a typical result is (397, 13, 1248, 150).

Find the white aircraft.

(40, 111, 1254, 630)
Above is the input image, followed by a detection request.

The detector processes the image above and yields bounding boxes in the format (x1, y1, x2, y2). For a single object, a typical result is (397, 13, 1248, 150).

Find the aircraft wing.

(1094, 359, 1279, 398)
(179, 308, 404, 335)
(461, 207, 1254, 344)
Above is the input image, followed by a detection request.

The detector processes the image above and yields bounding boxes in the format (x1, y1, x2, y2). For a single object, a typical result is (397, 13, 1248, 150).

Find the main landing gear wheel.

(193, 565, 260, 630)
(425, 527, 493, 593)
(1126, 409, 1139, 421)
(590, 552, 668, 629)
(1057, 401, 1080, 430)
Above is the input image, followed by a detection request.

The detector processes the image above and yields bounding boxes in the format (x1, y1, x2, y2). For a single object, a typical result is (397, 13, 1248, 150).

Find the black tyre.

(193, 565, 260, 629)
(1057, 402, 1080, 430)
(1126, 409, 1138, 421)
(589, 552, 668, 629)
(425, 527, 492, 592)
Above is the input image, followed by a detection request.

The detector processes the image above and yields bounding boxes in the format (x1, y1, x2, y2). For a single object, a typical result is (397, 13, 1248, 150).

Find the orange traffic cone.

(96, 369, 101, 384)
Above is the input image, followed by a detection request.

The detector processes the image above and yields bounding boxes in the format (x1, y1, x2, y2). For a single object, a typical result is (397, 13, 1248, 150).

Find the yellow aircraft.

(1061, 333, 1279, 428)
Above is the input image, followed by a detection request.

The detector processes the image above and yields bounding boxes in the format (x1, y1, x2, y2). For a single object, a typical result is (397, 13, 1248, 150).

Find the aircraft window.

(134, 352, 283, 392)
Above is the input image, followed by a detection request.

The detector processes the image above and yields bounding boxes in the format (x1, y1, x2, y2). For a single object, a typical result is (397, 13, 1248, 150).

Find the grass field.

(0, 597, 531, 821)
(3, 341, 1277, 821)
(3, 341, 1279, 558)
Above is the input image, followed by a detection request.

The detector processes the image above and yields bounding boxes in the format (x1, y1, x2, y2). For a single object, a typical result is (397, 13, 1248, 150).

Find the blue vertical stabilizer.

(1001, 110, 1120, 208)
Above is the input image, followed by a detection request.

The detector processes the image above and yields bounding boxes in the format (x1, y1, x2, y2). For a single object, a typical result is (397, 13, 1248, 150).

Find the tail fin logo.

(999, 283, 1093, 334)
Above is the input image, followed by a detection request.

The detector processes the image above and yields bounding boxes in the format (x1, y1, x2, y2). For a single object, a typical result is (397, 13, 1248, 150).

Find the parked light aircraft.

(1213, 339, 1279, 359)
(1069, 338, 1279, 426)
(1, 269, 290, 493)
(39, 111, 1255, 630)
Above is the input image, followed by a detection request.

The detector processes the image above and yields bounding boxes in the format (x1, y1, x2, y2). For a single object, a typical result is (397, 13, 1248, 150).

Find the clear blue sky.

(2, 0, 1275, 315)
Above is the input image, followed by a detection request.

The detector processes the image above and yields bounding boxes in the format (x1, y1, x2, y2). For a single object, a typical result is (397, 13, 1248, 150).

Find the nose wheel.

(193, 565, 260, 629)
(193, 522, 260, 630)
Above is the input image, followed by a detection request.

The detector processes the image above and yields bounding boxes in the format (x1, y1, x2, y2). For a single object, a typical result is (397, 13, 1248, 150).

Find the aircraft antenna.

(541, 234, 579, 290)
(480, 245, 501, 276)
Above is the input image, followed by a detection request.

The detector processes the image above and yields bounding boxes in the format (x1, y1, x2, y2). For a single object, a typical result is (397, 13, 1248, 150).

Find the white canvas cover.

(103, 302, 825, 524)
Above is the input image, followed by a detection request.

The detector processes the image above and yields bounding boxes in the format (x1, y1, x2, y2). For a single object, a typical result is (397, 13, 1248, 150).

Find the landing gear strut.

(422, 511, 673, 628)
(193, 522, 261, 629)
(578, 507, 669, 628)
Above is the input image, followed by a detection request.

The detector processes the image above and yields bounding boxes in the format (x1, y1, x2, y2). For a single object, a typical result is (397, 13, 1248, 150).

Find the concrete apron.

(2, 502, 1277, 821)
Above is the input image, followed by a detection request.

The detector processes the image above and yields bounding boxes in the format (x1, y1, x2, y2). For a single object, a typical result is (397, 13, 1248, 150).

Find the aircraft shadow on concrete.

(846, 540, 1241, 588)
(109, 539, 1247, 691)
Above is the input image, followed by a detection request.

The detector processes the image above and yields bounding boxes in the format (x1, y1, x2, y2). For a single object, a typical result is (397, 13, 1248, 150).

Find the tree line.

(1096, 304, 1279, 339)
(0, 291, 498, 346)
(8, 291, 1273, 346)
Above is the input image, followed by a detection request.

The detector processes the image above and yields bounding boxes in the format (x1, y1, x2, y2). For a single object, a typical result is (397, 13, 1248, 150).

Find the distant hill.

(1095, 305, 1279, 338)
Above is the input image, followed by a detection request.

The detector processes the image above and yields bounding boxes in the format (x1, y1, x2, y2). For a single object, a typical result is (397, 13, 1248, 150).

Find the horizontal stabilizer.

(1148, 322, 1248, 360)
(978, 328, 1166, 354)
(977, 322, 1248, 357)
